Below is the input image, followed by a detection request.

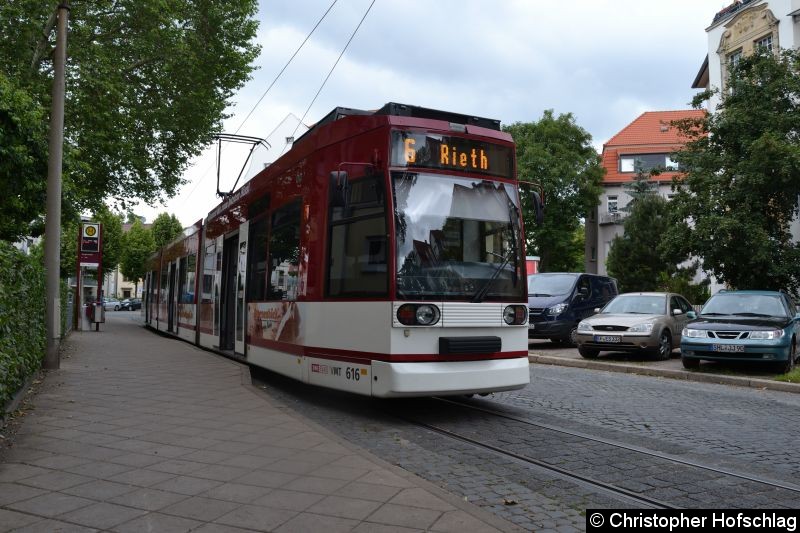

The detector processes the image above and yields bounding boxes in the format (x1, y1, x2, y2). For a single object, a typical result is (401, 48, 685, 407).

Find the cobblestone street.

(253, 361, 800, 531)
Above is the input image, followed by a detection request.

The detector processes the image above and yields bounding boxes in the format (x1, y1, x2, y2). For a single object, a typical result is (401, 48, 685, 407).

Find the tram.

(143, 102, 541, 397)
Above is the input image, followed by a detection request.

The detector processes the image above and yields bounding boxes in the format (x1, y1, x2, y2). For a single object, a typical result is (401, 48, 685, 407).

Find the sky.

(136, 0, 727, 227)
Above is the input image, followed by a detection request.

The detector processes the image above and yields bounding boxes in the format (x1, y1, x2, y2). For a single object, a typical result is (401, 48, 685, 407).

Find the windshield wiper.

(471, 250, 513, 303)
(701, 312, 728, 316)
(732, 312, 774, 317)
(529, 293, 551, 297)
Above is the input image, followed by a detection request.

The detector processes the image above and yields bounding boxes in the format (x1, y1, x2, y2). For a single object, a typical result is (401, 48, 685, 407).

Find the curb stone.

(528, 354, 800, 394)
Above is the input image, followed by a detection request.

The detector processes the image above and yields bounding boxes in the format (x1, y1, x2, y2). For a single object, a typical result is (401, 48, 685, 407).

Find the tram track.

(388, 409, 678, 510)
(379, 396, 800, 510)
(433, 396, 800, 495)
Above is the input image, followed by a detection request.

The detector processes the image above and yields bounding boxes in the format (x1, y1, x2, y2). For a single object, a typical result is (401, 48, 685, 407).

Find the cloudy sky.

(138, 0, 726, 226)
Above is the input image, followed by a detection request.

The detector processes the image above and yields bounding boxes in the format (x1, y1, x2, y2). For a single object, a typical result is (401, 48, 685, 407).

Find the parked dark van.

(528, 273, 618, 344)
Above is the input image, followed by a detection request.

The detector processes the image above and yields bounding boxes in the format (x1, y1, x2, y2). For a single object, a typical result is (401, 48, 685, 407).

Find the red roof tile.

(602, 110, 706, 184)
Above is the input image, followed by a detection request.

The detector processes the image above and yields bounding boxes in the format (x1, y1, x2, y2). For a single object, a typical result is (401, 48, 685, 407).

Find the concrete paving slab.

(0, 313, 520, 532)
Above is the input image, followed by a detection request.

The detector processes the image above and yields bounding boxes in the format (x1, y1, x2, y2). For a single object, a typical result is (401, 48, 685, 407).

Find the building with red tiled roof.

(585, 110, 705, 275)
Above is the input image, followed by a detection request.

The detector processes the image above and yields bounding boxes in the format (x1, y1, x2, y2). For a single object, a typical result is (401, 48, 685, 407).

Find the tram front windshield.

(393, 172, 524, 301)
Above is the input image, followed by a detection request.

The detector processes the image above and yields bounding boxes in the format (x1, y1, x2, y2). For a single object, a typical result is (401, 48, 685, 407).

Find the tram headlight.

(415, 304, 440, 326)
(397, 304, 441, 326)
(503, 305, 528, 325)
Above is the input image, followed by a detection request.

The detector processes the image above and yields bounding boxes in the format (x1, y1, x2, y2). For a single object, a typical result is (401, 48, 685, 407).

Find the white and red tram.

(144, 103, 539, 397)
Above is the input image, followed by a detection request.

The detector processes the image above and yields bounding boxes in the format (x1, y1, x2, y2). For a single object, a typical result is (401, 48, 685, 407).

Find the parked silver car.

(575, 292, 696, 360)
(102, 298, 121, 311)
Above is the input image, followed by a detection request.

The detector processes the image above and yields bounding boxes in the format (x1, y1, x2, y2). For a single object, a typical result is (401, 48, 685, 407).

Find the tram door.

(219, 234, 239, 351)
(167, 262, 177, 332)
(235, 221, 249, 356)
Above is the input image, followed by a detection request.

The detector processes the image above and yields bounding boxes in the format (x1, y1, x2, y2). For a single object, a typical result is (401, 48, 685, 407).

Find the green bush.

(0, 242, 45, 412)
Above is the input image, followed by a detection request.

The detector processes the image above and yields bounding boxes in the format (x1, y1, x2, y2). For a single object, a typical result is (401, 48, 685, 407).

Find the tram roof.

(292, 102, 503, 147)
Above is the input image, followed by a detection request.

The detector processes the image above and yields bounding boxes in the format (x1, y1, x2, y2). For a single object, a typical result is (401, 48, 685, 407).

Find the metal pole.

(43, 1, 70, 369)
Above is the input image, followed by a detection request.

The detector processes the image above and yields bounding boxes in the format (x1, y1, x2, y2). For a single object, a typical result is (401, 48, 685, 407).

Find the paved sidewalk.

(528, 340, 800, 394)
(0, 315, 518, 533)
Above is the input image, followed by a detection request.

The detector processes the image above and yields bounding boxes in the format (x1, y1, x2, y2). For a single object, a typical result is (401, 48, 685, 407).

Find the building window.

(755, 34, 773, 53)
(620, 157, 635, 173)
(665, 156, 679, 171)
(667, 193, 676, 201)
(607, 196, 618, 213)
(590, 246, 596, 261)
(728, 49, 743, 68)
(619, 153, 674, 173)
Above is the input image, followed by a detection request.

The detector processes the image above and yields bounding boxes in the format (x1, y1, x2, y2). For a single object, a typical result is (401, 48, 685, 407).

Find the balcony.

(599, 211, 627, 225)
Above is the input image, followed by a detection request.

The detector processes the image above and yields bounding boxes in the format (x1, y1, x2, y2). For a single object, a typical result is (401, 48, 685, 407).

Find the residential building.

(692, 0, 796, 111)
(692, 0, 800, 246)
(585, 110, 705, 275)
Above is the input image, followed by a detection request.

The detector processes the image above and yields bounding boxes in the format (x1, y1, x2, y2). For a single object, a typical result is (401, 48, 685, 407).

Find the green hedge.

(0, 242, 45, 412)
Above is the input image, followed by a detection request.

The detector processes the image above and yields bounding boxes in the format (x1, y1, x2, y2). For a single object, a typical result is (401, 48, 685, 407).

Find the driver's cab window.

(327, 173, 388, 297)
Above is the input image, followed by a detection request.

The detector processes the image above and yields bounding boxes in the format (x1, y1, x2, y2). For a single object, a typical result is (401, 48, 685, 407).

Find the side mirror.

(687, 311, 697, 319)
(329, 171, 349, 208)
(673, 308, 683, 316)
(529, 191, 544, 226)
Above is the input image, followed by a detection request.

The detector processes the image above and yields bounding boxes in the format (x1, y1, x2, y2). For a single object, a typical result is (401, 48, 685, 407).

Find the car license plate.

(594, 335, 620, 343)
(712, 344, 744, 353)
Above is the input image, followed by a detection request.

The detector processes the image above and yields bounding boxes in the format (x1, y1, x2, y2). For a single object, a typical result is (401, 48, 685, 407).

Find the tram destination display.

(391, 131, 513, 178)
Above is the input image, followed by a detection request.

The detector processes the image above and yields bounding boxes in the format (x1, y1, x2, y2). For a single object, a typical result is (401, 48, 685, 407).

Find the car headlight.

(547, 303, 568, 316)
(628, 322, 654, 333)
(749, 329, 784, 340)
(682, 328, 707, 338)
(577, 321, 592, 332)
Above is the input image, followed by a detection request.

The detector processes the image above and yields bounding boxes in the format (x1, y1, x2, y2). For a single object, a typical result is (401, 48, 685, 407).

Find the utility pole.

(44, 2, 70, 369)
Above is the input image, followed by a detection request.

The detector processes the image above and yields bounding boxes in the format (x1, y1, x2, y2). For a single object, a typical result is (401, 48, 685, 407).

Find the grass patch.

(775, 368, 800, 384)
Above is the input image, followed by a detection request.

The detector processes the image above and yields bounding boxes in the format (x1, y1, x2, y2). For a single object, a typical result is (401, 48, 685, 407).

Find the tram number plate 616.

(346, 367, 361, 381)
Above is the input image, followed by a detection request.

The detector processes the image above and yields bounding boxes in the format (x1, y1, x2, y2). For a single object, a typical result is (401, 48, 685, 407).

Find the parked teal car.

(680, 290, 800, 373)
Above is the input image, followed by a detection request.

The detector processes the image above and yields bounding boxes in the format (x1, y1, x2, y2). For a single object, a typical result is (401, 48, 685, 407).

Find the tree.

(94, 207, 124, 276)
(151, 213, 184, 248)
(607, 171, 672, 292)
(120, 219, 155, 296)
(0, 1, 260, 240)
(0, 72, 48, 241)
(504, 111, 604, 272)
(665, 49, 800, 291)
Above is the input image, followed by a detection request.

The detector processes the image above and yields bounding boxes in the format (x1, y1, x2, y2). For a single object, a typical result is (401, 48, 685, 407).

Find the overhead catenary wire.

(282, 0, 377, 154)
(181, 0, 339, 203)
(234, 0, 339, 134)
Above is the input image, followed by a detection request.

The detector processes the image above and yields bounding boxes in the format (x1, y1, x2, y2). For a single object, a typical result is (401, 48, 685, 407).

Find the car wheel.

(114, 305, 119, 311)
(681, 355, 700, 369)
(778, 340, 796, 374)
(655, 330, 672, 361)
(578, 346, 599, 359)
(568, 326, 578, 346)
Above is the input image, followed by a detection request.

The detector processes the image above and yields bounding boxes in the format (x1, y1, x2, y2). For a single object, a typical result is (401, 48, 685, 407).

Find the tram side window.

(202, 243, 214, 303)
(184, 253, 196, 303)
(267, 201, 301, 301)
(247, 216, 269, 301)
(328, 176, 388, 297)
(160, 267, 168, 303)
(178, 257, 188, 303)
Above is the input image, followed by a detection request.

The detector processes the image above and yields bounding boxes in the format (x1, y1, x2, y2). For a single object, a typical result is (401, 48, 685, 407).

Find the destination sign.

(391, 131, 513, 178)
